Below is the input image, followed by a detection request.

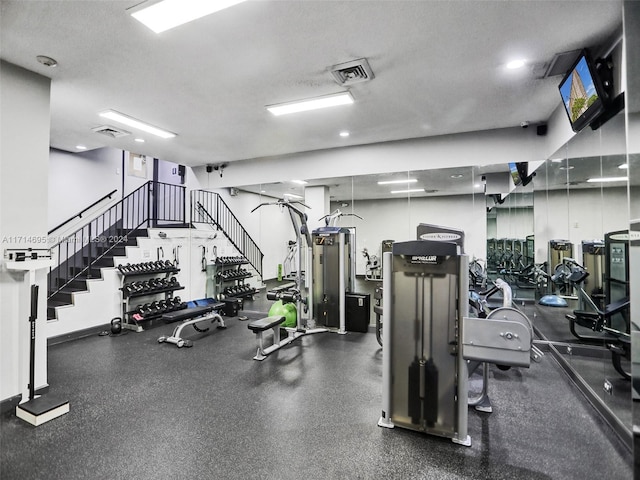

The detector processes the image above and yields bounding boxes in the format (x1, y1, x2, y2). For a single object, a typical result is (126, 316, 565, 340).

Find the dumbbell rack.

(118, 261, 185, 332)
(211, 256, 256, 300)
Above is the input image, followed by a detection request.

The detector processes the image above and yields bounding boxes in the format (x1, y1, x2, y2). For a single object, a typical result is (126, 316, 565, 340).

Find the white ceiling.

(0, 0, 624, 170)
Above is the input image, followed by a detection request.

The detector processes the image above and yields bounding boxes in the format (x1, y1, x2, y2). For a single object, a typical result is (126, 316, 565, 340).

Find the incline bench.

(158, 303, 226, 348)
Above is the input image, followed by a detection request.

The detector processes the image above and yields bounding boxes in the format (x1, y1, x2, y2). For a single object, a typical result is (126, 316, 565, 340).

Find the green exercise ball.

(268, 300, 297, 328)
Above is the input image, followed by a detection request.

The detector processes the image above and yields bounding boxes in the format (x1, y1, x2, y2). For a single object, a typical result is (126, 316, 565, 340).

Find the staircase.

(47, 181, 185, 320)
(47, 229, 147, 319)
(47, 183, 263, 323)
(191, 190, 264, 278)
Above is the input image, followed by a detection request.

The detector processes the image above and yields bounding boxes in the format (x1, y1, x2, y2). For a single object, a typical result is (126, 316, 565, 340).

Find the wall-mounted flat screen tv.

(509, 162, 522, 186)
(558, 50, 607, 132)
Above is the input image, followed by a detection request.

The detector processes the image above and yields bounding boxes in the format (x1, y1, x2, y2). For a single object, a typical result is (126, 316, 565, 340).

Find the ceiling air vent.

(92, 125, 131, 138)
(330, 58, 374, 85)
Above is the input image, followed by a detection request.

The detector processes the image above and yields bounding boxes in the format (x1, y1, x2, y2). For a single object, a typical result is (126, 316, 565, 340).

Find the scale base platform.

(16, 395, 69, 426)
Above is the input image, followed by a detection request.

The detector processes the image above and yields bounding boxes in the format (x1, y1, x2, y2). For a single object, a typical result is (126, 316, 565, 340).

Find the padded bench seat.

(158, 303, 226, 348)
(248, 315, 285, 333)
(162, 303, 224, 323)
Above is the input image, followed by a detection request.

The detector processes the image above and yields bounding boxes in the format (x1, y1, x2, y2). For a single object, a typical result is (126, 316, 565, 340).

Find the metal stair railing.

(48, 181, 185, 299)
(190, 190, 263, 278)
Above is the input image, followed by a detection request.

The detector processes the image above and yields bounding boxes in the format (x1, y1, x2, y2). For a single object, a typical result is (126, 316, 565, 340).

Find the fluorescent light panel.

(99, 110, 176, 139)
(131, 0, 246, 34)
(377, 179, 418, 185)
(391, 188, 425, 194)
(586, 177, 628, 183)
(267, 92, 353, 116)
(291, 180, 308, 185)
(284, 193, 303, 199)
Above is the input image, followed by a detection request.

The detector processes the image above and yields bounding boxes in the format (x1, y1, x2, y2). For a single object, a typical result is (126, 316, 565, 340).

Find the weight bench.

(247, 316, 287, 360)
(247, 311, 330, 361)
(158, 303, 226, 348)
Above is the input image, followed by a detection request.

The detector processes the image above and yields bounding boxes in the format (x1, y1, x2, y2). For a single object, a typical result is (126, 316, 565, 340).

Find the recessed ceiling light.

(377, 179, 418, 185)
(450, 174, 464, 179)
(76, 145, 87, 150)
(390, 188, 425, 194)
(558, 165, 574, 170)
(134, 138, 145, 143)
(619, 163, 629, 169)
(130, 0, 247, 34)
(291, 179, 308, 185)
(284, 193, 303, 199)
(506, 59, 526, 69)
(586, 176, 628, 183)
(99, 110, 176, 139)
(266, 92, 354, 116)
(339, 131, 350, 137)
(36, 55, 58, 67)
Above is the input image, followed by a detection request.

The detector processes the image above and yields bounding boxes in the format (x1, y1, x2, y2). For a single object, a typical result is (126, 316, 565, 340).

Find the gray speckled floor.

(1, 293, 633, 480)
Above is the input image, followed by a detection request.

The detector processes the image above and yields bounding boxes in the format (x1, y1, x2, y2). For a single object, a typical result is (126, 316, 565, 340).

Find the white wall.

(534, 186, 629, 263)
(48, 147, 123, 232)
(156, 158, 183, 185)
(0, 61, 51, 403)
(338, 193, 486, 275)
(494, 208, 534, 240)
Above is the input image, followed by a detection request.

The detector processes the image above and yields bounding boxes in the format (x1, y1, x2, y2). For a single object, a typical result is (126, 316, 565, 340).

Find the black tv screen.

(509, 162, 522, 186)
(558, 50, 607, 132)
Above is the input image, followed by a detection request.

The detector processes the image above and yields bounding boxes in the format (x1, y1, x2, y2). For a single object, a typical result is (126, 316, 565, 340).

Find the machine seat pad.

(248, 315, 285, 332)
(162, 306, 213, 323)
(573, 310, 600, 320)
(604, 297, 630, 317)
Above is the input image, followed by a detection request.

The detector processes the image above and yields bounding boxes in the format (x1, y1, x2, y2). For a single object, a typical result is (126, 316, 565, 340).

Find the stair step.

(49, 291, 73, 304)
(107, 245, 128, 256)
(116, 228, 148, 239)
(84, 256, 114, 268)
(67, 278, 88, 290)
(70, 266, 103, 279)
(56, 277, 87, 289)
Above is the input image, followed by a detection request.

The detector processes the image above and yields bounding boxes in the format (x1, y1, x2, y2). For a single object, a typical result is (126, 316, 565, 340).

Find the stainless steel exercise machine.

(311, 225, 355, 333)
(378, 238, 537, 446)
(247, 199, 327, 360)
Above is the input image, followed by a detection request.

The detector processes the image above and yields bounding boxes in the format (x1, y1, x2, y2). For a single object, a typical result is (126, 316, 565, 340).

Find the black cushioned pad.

(247, 315, 285, 332)
(604, 297, 629, 316)
(162, 305, 215, 323)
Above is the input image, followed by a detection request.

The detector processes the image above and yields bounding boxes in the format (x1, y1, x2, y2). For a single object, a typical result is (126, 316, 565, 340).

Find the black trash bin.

(345, 292, 370, 333)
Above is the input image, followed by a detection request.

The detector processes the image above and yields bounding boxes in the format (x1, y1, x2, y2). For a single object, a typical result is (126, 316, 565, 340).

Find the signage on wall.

(128, 153, 147, 178)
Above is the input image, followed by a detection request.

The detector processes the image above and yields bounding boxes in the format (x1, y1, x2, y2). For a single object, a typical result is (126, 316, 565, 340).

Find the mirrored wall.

(237, 106, 637, 449)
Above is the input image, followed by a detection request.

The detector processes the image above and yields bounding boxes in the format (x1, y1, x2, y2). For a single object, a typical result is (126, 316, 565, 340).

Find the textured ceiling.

(0, 0, 624, 168)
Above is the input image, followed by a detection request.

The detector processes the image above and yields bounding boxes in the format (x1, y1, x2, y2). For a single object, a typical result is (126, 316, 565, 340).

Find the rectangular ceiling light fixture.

(131, 0, 247, 34)
(390, 188, 425, 194)
(377, 179, 418, 185)
(99, 110, 176, 139)
(586, 176, 628, 183)
(266, 92, 354, 116)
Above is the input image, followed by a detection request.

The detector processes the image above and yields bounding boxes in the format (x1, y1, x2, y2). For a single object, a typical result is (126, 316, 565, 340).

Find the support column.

(304, 185, 330, 232)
